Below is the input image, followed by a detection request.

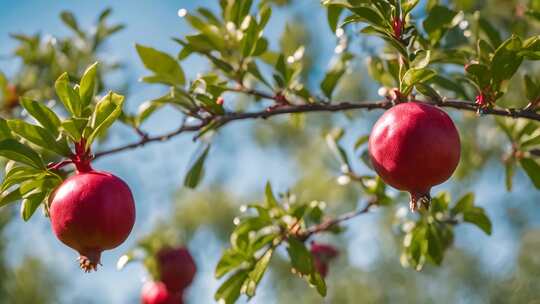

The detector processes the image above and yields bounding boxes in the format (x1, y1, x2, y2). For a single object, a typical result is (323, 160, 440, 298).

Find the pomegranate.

(141, 281, 183, 304)
(157, 247, 196, 293)
(310, 242, 339, 278)
(49, 151, 136, 272)
(368, 102, 461, 211)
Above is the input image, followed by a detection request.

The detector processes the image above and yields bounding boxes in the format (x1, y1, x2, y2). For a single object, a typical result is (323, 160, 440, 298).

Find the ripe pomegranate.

(141, 281, 183, 304)
(310, 242, 339, 278)
(49, 154, 136, 272)
(157, 247, 196, 293)
(368, 102, 461, 211)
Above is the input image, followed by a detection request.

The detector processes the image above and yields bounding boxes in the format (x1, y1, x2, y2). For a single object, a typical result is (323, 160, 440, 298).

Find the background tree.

(0, 0, 540, 303)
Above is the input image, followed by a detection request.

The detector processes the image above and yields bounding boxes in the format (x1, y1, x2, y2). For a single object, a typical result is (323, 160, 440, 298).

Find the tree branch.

(298, 201, 376, 241)
(93, 123, 204, 158)
(93, 88, 540, 159)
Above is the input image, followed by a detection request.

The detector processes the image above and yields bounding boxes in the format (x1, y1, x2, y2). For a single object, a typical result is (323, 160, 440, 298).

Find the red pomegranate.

(49, 160, 136, 272)
(310, 242, 339, 278)
(141, 281, 183, 304)
(368, 102, 461, 211)
(157, 247, 196, 293)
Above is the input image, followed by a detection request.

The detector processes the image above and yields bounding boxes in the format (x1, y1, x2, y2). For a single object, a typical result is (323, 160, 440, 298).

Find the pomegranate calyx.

(409, 192, 431, 212)
(78, 249, 102, 272)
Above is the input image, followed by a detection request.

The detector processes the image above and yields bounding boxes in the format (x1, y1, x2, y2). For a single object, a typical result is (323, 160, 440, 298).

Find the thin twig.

(298, 201, 377, 241)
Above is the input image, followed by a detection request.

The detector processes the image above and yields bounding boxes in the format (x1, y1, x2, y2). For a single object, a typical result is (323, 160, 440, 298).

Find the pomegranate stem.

(71, 138, 94, 173)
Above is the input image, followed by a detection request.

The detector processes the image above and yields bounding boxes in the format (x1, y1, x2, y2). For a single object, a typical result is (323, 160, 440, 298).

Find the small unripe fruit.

(50, 168, 136, 272)
(5, 84, 19, 109)
(368, 102, 461, 211)
(141, 281, 183, 304)
(157, 247, 196, 293)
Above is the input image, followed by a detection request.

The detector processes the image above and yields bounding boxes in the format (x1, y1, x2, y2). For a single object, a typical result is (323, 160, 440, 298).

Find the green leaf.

(451, 192, 474, 215)
(465, 63, 491, 89)
(320, 53, 353, 99)
(55, 73, 82, 116)
(415, 83, 442, 101)
(423, 5, 458, 44)
(85, 92, 124, 149)
(325, 129, 350, 167)
(1, 166, 40, 192)
(79, 62, 98, 109)
(520, 157, 540, 189)
(431, 75, 468, 99)
(247, 62, 272, 89)
(405, 225, 428, 270)
(524, 35, 540, 51)
(61, 118, 88, 142)
(516, 121, 537, 139)
(326, 5, 343, 33)
(183, 34, 216, 52)
(20, 191, 46, 221)
(505, 160, 514, 191)
(430, 191, 450, 213)
(0, 139, 44, 169)
(0, 118, 13, 141)
(463, 207, 492, 235)
(478, 17, 502, 48)
(243, 248, 273, 297)
(136, 44, 185, 86)
(402, 0, 421, 15)
(252, 37, 268, 57)
(257, 5, 272, 30)
(0, 188, 22, 208)
(216, 249, 248, 279)
(402, 68, 437, 94)
(241, 16, 259, 57)
(426, 224, 443, 265)
(523, 74, 540, 102)
(214, 270, 248, 304)
(360, 149, 373, 170)
(491, 36, 523, 84)
(275, 54, 291, 86)
(264, 182, 278, 208)
(20, 98, 61, 137)
(287, 238, 313, 275)
(137, 101, 164, 126)
(308, 271, 327, 297)
(522, 134, 540, 148)
(411, 50, 431, 69)
(354, 135, 369, 150)
(60, 11, 84, 37)
(348, 6, 384, 27)
(184, 144, 210, 189)
(7, 120, 71, 156)
(230, 216, 272, 251)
